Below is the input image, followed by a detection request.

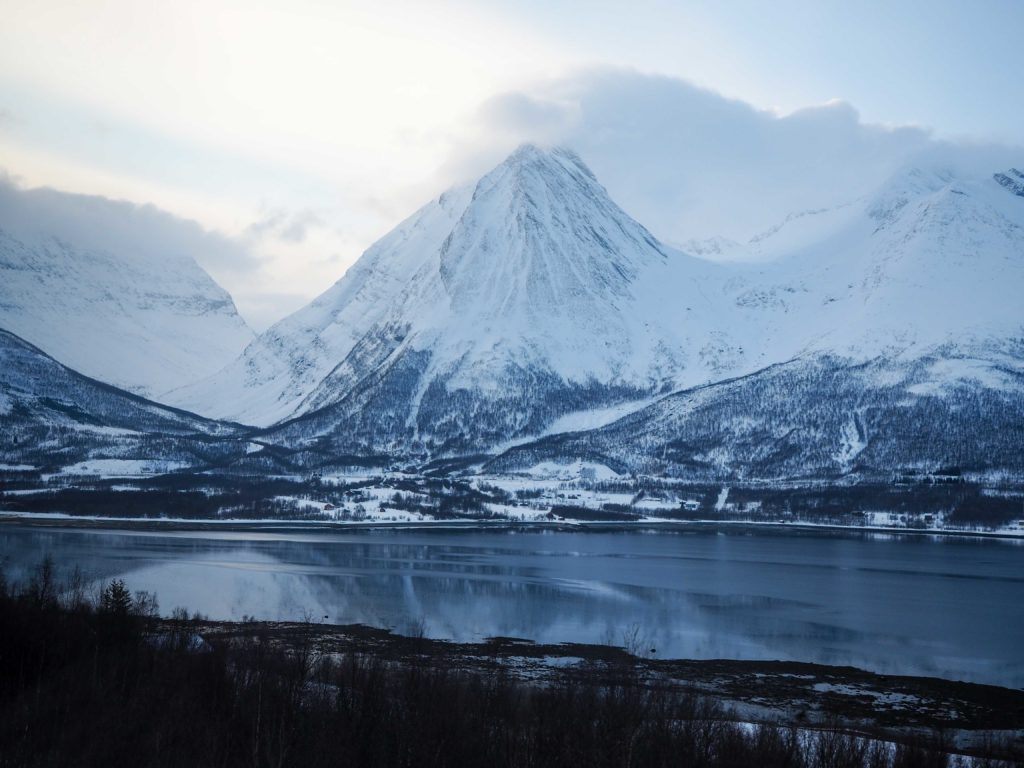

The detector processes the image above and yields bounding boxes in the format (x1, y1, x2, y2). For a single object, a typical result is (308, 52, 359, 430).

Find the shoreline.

(194, 618, 1024, 753)
(2, 510, 1022, 540)
(5, 514, 1022, 757)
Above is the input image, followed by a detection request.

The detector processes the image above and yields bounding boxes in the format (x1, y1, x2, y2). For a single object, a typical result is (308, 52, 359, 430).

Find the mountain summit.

(171, 145, 727, 451)
(5, 146, 1024, 481)
(496, 163, 1024, 480)
(169, 147, 1024, 473)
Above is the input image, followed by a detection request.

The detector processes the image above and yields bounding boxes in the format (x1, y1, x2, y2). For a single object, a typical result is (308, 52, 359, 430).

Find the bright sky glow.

(1, 0, 1021, 328)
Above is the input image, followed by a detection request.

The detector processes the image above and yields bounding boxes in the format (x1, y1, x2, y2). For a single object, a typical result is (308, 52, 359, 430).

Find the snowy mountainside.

(491, 163, 1024, 479)
(167, 184, 477, 426)
(182, 145, 738, 451)
(2, 149, 1023, 481)
(711, 166, 1024, 363)
(253, 146, 739, 454)
(0, 328, 245, 472)
(179, 151, 1024, 468)
(0, 184, 254, 398)
(490, 347, 1024, 481)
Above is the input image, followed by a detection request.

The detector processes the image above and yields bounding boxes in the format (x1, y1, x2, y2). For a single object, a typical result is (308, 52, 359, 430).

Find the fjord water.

(2, 525, 1021, 688)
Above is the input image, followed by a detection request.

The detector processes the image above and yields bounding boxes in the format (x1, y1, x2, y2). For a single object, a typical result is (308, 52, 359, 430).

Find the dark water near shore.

(2, 523, 1022, 687)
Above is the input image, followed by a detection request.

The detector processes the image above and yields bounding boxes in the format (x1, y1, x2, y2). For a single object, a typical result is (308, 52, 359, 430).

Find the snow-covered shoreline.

(2, 510, 1021, 540)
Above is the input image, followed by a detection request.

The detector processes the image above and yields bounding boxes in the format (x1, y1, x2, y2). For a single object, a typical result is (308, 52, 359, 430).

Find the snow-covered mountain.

(0, 328, 244, 472)
(4, 147, 1023, 481)
(175, 145, 738, 452)
(0, 181, 254, 398)
(716, 165, 1024, 362)
(491, 350, 1024, 481)
(171, 148, 1024, 474)
(492, 164, 1024, 479)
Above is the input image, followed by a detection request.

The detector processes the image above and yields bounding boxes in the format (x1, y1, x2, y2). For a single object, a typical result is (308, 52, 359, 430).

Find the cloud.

(245, 207, 325, 245)
(0, 174, 277, 325)
(476, 92, 577, 142)
(4, 66, 1020, 335)
(444, 69, 942, 246)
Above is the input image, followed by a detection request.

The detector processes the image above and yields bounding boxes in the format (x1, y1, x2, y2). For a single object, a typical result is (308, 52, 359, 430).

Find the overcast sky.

(2, 0, 1022, 329)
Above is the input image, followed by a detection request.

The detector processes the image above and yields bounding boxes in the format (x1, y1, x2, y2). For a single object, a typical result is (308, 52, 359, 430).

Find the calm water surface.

(2, 524, 1022, 687)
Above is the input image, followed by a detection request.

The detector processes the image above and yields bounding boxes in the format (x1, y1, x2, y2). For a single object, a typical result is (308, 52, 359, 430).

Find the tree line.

(0, 559, 1020, 767)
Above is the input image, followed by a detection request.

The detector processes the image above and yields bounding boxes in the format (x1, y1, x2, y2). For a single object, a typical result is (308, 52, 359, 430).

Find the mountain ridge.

(173, 144, 732, 450)
(0, 180, 254, 398)
(0, 326, 251, 473)
(6, 148, 1022, 484)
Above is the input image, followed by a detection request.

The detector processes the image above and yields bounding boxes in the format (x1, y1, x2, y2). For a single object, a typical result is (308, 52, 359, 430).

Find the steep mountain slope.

(179, 146, 737, 452)
(492, 165, 1024, 480)
(490, 350, 1024, 481)
(4, 151, 1021, 482)
(167, 183, 476, 425)
(0, 181, 254, 398)
(0, 328, 244, 472)
(715, 166, 1024, 363)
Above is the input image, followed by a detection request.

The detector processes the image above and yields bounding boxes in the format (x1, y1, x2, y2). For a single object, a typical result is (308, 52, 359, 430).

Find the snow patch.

(525, 460, 621, 482)
(55, 459, 191, 478)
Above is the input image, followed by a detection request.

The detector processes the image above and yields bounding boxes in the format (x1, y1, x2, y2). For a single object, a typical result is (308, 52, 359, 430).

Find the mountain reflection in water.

(2, 526, 1021, 687)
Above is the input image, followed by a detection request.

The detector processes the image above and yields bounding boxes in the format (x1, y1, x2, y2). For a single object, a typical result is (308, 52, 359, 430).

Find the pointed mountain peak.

(446, 144, 666, 272)
(437, 144, 670, 322)
(173, 142, 684, 431)
(494, 143, 599, 186)
(504, 142, 549, 164)
(504, 142, 586, 165)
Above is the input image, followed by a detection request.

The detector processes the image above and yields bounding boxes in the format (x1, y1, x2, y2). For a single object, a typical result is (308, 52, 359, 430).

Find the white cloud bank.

(0, 172, 259, 277)
(442, 69, 1004, 248)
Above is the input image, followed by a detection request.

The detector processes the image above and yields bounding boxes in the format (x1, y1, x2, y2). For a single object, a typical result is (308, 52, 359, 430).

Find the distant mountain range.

(2, 147, 1023, 482)
(0, 180, 253, 398)
(0, 328, 246, 474)
(171, 146, 736, 455)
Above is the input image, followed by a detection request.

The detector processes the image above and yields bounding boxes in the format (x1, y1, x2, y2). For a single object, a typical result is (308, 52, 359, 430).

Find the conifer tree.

(100, 579, 133, 615)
